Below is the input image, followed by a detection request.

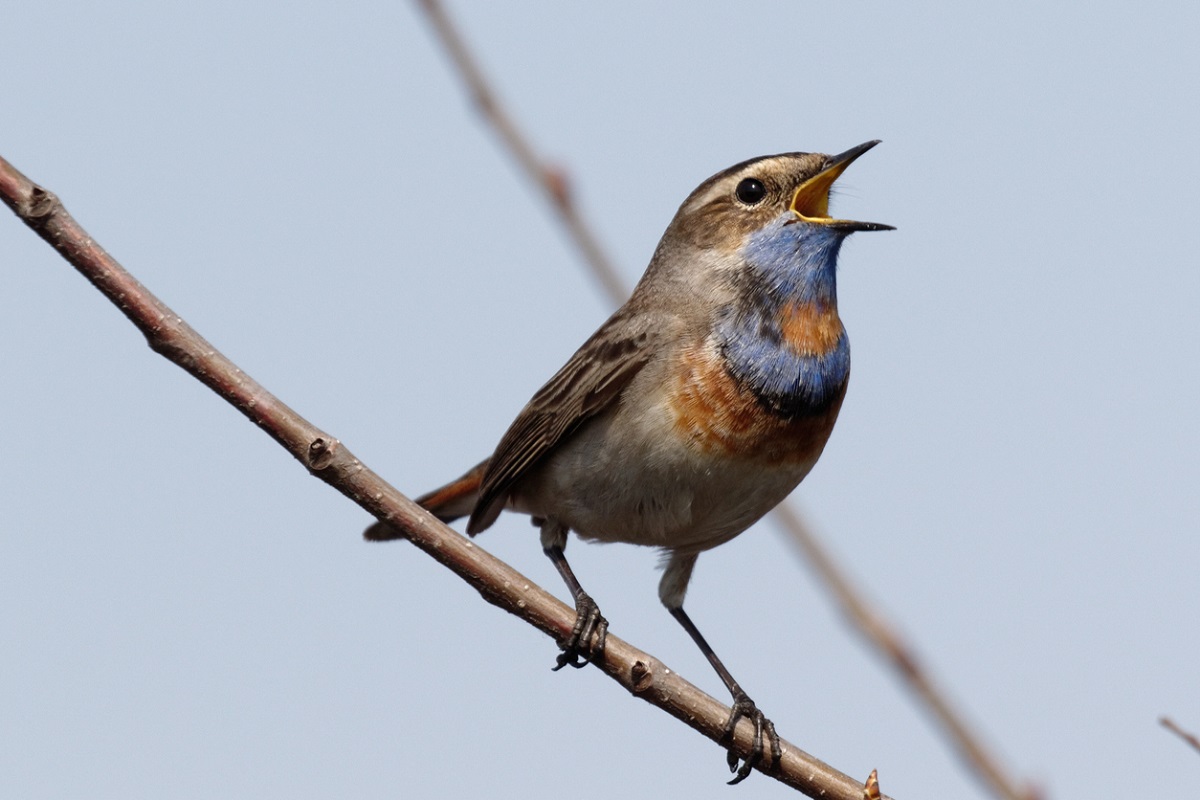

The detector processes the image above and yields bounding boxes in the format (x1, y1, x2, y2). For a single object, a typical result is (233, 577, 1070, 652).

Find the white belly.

(510, 395, 820, 555)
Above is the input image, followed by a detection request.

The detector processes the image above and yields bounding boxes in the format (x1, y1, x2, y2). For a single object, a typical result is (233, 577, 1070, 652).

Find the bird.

(366, 141, 892, 783)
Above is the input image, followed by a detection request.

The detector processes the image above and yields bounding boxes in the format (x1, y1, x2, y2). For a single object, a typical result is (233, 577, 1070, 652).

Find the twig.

(412, 3, 1037, 799)
(774, 505, 1041, 800)
(414, 0, 626, 306)
(1, 154, 890, 798)
(1161, 716, 1200, 755)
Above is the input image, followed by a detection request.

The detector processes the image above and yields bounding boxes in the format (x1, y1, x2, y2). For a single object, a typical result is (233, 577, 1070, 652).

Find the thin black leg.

(544, 545, 608, 670)
(670, 606, 781, 784)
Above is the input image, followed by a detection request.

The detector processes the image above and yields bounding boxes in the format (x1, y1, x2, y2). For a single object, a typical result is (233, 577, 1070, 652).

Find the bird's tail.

(363, 458, 488, 542)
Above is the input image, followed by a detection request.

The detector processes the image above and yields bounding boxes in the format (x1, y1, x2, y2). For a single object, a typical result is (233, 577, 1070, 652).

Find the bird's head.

(647, 141, 893, 307)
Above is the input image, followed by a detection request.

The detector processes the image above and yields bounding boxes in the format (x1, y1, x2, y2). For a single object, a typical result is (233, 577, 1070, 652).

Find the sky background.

(3, 2, 1199, 798)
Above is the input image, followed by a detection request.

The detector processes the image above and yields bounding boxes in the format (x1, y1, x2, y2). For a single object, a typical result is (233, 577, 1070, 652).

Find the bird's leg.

(540, 519, 607, 670)
(544, 545, 608, 669)
(669, 606, 782, 784)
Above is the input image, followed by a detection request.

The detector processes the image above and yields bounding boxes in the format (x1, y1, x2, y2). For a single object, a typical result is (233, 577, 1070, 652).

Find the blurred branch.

(773, 504, 1041, 800)
(414, 0, 626, 306)
(1161, 716, 1200, 755)
(1, 154, 888, 799)
(413, 2, 1037, 800)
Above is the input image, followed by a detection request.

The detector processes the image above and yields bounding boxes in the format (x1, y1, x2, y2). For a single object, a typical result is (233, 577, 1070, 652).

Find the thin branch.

(774, 505, 1041, 800)
(412, 3, 1037, 799)
(1161, 716, 1200, 755)
(1, 154, 889, 798)
(414, 0, 626, 306)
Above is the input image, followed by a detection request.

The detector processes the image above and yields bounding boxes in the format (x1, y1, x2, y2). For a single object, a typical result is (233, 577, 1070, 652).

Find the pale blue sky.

(4, 2, 1199, 798)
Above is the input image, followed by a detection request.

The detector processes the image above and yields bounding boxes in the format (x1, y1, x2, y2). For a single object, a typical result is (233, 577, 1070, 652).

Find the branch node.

(863, 769, 880, 800)
(307, 436, 338, 470)
(28, 185, 59, 219)
(630, 659, 654, 693)
(543, 165, 571, 208)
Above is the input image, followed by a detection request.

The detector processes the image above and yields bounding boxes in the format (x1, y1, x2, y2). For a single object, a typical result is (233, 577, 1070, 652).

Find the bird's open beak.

(789, 140, 895, 232)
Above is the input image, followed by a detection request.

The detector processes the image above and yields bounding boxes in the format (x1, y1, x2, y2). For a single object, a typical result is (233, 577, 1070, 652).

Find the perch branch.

(1, 153, 888, 798)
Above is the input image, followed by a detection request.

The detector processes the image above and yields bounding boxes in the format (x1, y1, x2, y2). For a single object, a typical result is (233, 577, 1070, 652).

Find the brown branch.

(412, 3, 1037, 799)
(1, 154, 891, 798)
(774, 505, 1041, 800)
(1161, 716, 1200, 755)
(413, 0, 627, 306)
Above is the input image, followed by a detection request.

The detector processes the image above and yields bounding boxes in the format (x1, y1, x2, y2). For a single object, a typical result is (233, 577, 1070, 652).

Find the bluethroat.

(367, 141, 893, 782)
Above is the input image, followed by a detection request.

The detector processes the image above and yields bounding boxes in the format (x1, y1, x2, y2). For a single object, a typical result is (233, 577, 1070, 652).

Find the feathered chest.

(665, 301, 849, 464)
(717, 298, 850, 416)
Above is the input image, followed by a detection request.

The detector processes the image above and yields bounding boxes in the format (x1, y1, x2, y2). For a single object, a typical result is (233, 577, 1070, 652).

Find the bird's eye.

(735, 178, 767, 205)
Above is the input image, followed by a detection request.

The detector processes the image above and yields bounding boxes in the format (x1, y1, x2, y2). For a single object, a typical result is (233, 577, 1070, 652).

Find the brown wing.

(466, 310, 655, 535)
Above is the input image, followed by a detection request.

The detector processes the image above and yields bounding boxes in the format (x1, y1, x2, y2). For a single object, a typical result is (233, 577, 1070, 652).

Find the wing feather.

(466, 311, 655, 534)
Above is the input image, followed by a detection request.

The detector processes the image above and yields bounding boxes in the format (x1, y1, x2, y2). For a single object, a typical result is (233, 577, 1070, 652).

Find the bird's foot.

(552, 592, 608, 671)
(721, 690, 781, 785)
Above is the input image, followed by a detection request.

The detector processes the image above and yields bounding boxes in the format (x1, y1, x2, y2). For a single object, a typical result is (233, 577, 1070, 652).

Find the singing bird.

(367, 141, 892, 782)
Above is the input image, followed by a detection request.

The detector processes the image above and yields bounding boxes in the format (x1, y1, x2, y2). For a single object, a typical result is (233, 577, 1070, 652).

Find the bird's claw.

(721, 691, 781, 785)
(552, 592, 608, 671)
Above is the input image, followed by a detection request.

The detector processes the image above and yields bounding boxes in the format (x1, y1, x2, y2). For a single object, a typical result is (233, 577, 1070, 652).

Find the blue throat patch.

(717, 217, 851, 418)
